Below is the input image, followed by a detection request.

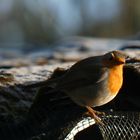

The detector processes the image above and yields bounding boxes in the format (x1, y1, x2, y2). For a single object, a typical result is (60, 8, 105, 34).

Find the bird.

(29, 50, 126, 124)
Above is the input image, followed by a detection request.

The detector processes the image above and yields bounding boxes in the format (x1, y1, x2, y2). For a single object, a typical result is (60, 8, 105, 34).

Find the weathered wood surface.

(0, 37, 140, 140)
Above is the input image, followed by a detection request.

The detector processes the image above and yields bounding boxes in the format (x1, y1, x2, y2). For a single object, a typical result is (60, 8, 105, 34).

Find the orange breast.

(108, 65, 123, 95)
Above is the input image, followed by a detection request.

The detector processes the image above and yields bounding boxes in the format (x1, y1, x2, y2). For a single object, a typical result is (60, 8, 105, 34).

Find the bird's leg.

(85, 106, 104, 125)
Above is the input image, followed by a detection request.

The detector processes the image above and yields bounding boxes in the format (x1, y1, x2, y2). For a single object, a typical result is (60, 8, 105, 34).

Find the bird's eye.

(108, 54, 114, 61)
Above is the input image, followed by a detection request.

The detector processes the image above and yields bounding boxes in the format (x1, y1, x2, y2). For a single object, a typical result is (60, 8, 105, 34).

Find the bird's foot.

(93, 110, 105, 116)
(85, 106, 104, 125)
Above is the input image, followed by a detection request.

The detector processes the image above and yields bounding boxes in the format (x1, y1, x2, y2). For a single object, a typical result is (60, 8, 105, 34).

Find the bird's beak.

(117, 58, 125, 64)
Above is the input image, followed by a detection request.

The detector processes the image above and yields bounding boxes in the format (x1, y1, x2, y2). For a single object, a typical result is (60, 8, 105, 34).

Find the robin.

(30, 50, 126, 124)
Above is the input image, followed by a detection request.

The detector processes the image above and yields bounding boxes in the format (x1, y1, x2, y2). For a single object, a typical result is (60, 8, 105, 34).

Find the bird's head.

(102, 50, 126, 68)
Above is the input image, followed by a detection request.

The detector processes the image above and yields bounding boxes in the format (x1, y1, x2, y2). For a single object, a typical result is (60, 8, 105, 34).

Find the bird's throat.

(108, 65, 123, 95)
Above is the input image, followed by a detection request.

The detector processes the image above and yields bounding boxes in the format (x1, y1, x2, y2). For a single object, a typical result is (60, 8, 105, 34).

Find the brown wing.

(55, 56, 108, 91)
